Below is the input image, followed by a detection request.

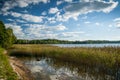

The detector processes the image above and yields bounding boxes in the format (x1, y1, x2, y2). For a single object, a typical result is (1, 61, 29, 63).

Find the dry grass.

(9, 44, 120, 69)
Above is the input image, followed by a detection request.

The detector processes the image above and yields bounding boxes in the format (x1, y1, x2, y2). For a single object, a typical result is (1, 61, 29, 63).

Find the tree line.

(15, 39, 120, 44)
(0, 21, 16, 48)
(0, 20, 120, 46)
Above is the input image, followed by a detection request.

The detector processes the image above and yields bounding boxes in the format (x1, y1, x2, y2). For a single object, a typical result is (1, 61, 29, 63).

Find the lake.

(22, 57, 116, 80)
(51, 43, 120, 47)
(10, 44, 120, 80)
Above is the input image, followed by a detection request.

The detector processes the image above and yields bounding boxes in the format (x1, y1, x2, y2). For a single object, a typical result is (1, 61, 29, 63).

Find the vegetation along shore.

(9, 44, 120, 76)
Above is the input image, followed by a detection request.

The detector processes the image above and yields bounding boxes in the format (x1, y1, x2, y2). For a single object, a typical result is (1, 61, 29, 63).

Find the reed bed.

(9, 44, 120, 70)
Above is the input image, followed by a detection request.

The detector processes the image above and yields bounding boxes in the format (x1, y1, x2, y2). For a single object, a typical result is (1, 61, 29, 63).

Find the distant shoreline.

(15, 39, 120, 44)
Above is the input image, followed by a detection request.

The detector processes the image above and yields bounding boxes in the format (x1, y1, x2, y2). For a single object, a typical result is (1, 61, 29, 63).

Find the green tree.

(0, 21, 16, 48)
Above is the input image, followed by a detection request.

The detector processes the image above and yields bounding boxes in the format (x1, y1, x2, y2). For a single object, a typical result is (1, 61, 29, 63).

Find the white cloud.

(23, 24, 67, 39)
(24, 24, 67, 31)
(22, 14, 43, 23)
(11, 12, 21, 17)
(84, 21, 91, 24)
(49, 7, 59, 14)
(5, 23, 25, 39)
(57, 1, 63, 5)
(95, 22, 100, 26)
(7, 18, 26, 23)
(7, 19, 14, 22)
(108, 24, 113, 27)
(4, 23, 67, 39)
(22, 10, 28, 13)
(116, 22, 120, 28)
(63, 12, 80, 21)
(58, 31, 85, 38)
(16, 19, 26, 23)
(41, 11, 47, 15)
(64, 0, 73, 3)
(56, 0, 73, 6)
(55, 24, 67, 31)
(1, 0, 50, 13)
(56, 11, 79, 22)
(63, 0, 118, 21)
(114, 18, 120, 22)
(10, 12, 43, 23)
(4, 23, 85, 40)
(114, 17, 120, 28)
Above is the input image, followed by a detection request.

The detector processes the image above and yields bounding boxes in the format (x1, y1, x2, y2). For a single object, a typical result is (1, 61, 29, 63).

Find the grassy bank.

(9, 44, 120, 69)
(0, 48, 18, 80)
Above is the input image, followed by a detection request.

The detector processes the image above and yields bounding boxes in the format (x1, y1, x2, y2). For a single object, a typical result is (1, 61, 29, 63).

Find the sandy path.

(9, 57, 34, 80)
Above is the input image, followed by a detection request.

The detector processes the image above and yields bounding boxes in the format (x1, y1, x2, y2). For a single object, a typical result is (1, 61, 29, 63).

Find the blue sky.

(0, 0, 120, 41)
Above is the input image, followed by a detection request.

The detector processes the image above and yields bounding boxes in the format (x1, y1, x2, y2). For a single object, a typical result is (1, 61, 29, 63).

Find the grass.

(0, 47, 18, 80)
(9, 44, 120, 70)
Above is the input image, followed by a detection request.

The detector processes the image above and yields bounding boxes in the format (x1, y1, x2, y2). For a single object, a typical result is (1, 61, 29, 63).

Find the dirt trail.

(9, 57, 34, 80)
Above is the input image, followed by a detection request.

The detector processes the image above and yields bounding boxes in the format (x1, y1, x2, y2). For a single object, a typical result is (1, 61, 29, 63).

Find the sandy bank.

(9, 57, 34, 80)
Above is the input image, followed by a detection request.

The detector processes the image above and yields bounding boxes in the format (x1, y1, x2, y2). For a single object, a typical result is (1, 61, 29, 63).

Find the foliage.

(0, 48, 18, 80)
(0, 21, 16, 48)
(15, 39, 120, 44)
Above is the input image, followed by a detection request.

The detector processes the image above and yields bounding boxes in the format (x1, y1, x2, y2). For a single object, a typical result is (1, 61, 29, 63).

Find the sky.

(0, 0, 120, 41)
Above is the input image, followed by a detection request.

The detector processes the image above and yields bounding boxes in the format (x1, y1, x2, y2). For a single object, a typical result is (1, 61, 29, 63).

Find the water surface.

(51, 43, 120, 47)
(21, 57, 116, 80)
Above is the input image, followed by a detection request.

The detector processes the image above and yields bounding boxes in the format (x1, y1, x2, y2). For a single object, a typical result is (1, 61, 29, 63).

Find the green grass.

(0, 48, 18, 80)
(9, 44, 120, 70)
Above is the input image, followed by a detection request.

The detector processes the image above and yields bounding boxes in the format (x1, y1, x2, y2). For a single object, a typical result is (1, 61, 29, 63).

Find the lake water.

(51, 43, 120, 47)
(21, 58, 117, 80)
(12, 44, 120, 80)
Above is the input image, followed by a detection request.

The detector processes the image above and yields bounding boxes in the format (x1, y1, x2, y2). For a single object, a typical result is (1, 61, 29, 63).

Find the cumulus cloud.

(57, 1, 63, 5)
(4, 23, 84, 40)
(5, 23, 67, 39)
(116, 23, 120, 28)
(56, 0, 72, 6)
(7, 18, 26, 23)
(16, 19, 26, 23)
(58, 32, 85, 38)
(7, 19, 14, 22)
(1, 0, 50, 13)
(114, 17, 120, 28)
(56, 11, 79, 22)
(95, 22, 100, 26)
(114, 18, 120, 22)
(84, 21, 91, 24)
(65, 1, 118, 13)
(5, 23, 25, 39)
(22, 24, 67, 39)
(24, 24, 67, 31)
(49, 7, 59, 14)
(62, 0, 118, 21)
(64, 0, 73, 3)
(10, 12, 43, 23)
(108, 24, 113, 27)
(41, 11, 47, 15)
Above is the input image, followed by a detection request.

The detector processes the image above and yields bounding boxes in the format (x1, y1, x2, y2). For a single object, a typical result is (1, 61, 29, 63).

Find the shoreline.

(9, 57, 34, 80)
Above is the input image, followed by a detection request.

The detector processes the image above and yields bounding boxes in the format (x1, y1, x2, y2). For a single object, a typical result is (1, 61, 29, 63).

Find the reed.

(9, 44, 120, 70)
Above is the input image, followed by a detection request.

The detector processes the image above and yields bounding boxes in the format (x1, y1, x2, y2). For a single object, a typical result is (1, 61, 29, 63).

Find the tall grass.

(0, 48, 18, 80)
(9, 44, 120, 70)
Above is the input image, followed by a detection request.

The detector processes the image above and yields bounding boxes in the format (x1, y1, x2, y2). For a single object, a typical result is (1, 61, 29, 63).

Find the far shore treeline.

(15, 39, 120, 44)
(0, 21, 16, 48)
(0, 20, 120, 45)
